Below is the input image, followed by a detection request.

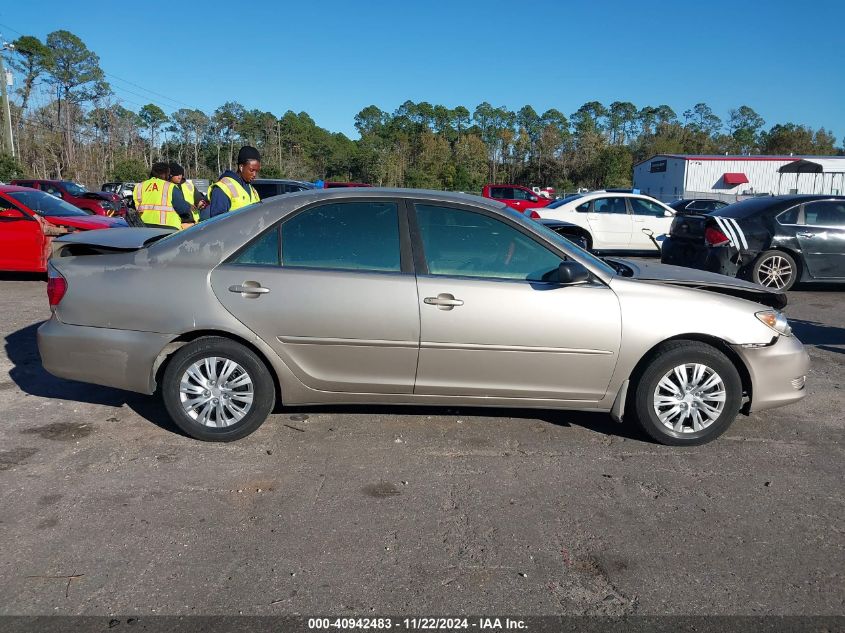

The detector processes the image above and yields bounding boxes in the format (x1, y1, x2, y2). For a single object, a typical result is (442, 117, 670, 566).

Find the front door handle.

(424, 293, 464, 310)
(229, 283, 270, 297)
(796, 231, 815, 238)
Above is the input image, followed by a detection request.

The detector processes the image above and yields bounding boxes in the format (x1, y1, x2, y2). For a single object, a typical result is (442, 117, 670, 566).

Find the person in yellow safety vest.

(202, 145, 261, 220)
(169, 162, 208, 223)
(133, 162, 195, 230)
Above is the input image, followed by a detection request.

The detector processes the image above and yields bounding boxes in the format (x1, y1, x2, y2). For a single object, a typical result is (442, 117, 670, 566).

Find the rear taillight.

(47, 269, 67, 308)
(704, 226, 730, 246)
(527, 210, 541, 219)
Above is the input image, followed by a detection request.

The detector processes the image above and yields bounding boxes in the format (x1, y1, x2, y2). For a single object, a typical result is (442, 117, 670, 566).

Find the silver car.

(37, 189, 809, 445)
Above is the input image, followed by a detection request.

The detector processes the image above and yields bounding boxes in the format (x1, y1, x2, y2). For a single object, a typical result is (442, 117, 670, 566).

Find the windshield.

(9, 190, 93, 217)
(62, 181, 88, 196)
(545, 194, 585, 209)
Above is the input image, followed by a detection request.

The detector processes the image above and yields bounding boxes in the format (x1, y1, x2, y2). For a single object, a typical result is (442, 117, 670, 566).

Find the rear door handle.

(796, 231, 815, 238)
(424, 293, 464, 310)
(229, 283, 270, 296)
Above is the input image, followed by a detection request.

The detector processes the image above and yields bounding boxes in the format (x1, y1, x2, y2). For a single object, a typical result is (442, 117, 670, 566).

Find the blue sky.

(2, 0, 843, 143)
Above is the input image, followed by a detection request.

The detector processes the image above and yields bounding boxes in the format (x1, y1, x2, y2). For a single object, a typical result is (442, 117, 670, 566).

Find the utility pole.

(0, 36, 15, 157)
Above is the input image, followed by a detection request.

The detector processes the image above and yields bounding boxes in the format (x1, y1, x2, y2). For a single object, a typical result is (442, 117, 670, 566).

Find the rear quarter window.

(777, 207, 800, 225)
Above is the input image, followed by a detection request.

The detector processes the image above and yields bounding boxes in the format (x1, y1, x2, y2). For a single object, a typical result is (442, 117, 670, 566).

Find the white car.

(537, 191, 675, 251)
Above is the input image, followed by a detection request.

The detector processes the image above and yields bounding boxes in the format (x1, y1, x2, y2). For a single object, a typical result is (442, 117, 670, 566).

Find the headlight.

(756, 310, 792, 336)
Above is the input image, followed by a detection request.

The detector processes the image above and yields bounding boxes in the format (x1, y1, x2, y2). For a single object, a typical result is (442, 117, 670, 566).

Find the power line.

(104, 72, 195, 110)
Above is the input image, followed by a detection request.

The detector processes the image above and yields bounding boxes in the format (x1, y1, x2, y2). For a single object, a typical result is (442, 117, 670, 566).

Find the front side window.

(415, 204, 563, 281)
(512, 188, 533, 201)
(281, 201, 401, 272)
(593, 197, 628, 215)
(629, 198, 667, 217)
(804, 200, 845, 227)
(231, 227, 280, 266)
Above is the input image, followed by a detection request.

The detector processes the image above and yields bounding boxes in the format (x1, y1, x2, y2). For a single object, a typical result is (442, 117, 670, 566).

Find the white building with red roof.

(633, 154, 845, 203)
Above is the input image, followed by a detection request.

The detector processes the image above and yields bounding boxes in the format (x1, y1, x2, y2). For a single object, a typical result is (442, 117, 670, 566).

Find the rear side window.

(593, 197, 628, 214)
(804, 200, 845, 227)
(281, 201, 401, 272)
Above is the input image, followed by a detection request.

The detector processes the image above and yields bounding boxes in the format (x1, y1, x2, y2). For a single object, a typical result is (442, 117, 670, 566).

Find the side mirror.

(529, 195, 539, 202)
(547, 260, 591, 284)
(0, 208, 25, 220)
(664, 210, 673, 217)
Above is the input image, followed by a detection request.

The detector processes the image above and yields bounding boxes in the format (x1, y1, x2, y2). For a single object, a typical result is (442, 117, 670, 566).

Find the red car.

(10, 179, 128, 217)
(0, 185, 126, 273)
(481, 184, 553, 217)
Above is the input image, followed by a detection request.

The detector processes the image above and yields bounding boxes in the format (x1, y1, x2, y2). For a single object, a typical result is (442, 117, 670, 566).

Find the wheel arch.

(151, 329, 283, 406)
(626, 334, 753, 411)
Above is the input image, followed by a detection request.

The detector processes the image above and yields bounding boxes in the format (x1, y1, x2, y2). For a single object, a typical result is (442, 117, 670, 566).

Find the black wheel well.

(627, 334, 752, 405)
(153, 329, 283, 405)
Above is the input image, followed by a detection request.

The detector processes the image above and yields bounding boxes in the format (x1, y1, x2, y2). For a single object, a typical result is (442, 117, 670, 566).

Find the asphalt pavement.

(0, 272, 843, 617)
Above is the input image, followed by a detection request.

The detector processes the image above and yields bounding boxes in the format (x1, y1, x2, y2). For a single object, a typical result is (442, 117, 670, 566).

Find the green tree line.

(1, 30, 841, 189)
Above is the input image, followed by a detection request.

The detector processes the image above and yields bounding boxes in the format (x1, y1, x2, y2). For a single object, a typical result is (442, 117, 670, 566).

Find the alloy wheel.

(756, 255, 793, 289)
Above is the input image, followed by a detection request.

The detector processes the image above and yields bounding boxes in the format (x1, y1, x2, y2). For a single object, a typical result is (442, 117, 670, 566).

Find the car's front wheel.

(161, 337, 276, 441)
(631, 341, 742, 446)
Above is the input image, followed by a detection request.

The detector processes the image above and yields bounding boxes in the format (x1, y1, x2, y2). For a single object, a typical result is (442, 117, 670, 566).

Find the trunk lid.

(669, 212, 709, 242)
(50, 227, 175, 258)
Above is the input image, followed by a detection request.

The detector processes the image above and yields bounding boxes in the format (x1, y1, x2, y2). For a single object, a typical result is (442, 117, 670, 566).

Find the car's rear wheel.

(161, 337, 275, 442)
(631, 341, 742, 446)
(752, 250, 797, 291)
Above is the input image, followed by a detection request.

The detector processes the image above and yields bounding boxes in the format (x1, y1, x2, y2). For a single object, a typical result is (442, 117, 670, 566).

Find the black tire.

(630, 341, 742, 446)
(581, 233, 593, 251)
(160, 337, 275, 442)
(752, 250, 798, 291)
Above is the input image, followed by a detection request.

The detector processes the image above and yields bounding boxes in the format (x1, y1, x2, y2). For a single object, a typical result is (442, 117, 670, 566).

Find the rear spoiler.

(51, 227, 175, 258)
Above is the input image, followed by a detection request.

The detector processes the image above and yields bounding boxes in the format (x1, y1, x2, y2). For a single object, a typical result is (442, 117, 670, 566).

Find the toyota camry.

(38, 189, 809, 446)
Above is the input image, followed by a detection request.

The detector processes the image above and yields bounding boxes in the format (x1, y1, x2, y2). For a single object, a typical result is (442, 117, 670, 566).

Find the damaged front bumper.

(734, 334, 810, 413)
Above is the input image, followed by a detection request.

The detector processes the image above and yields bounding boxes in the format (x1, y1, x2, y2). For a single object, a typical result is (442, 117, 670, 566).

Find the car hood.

(606, 257, 787, 309)
(44, 215, 128, 230)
